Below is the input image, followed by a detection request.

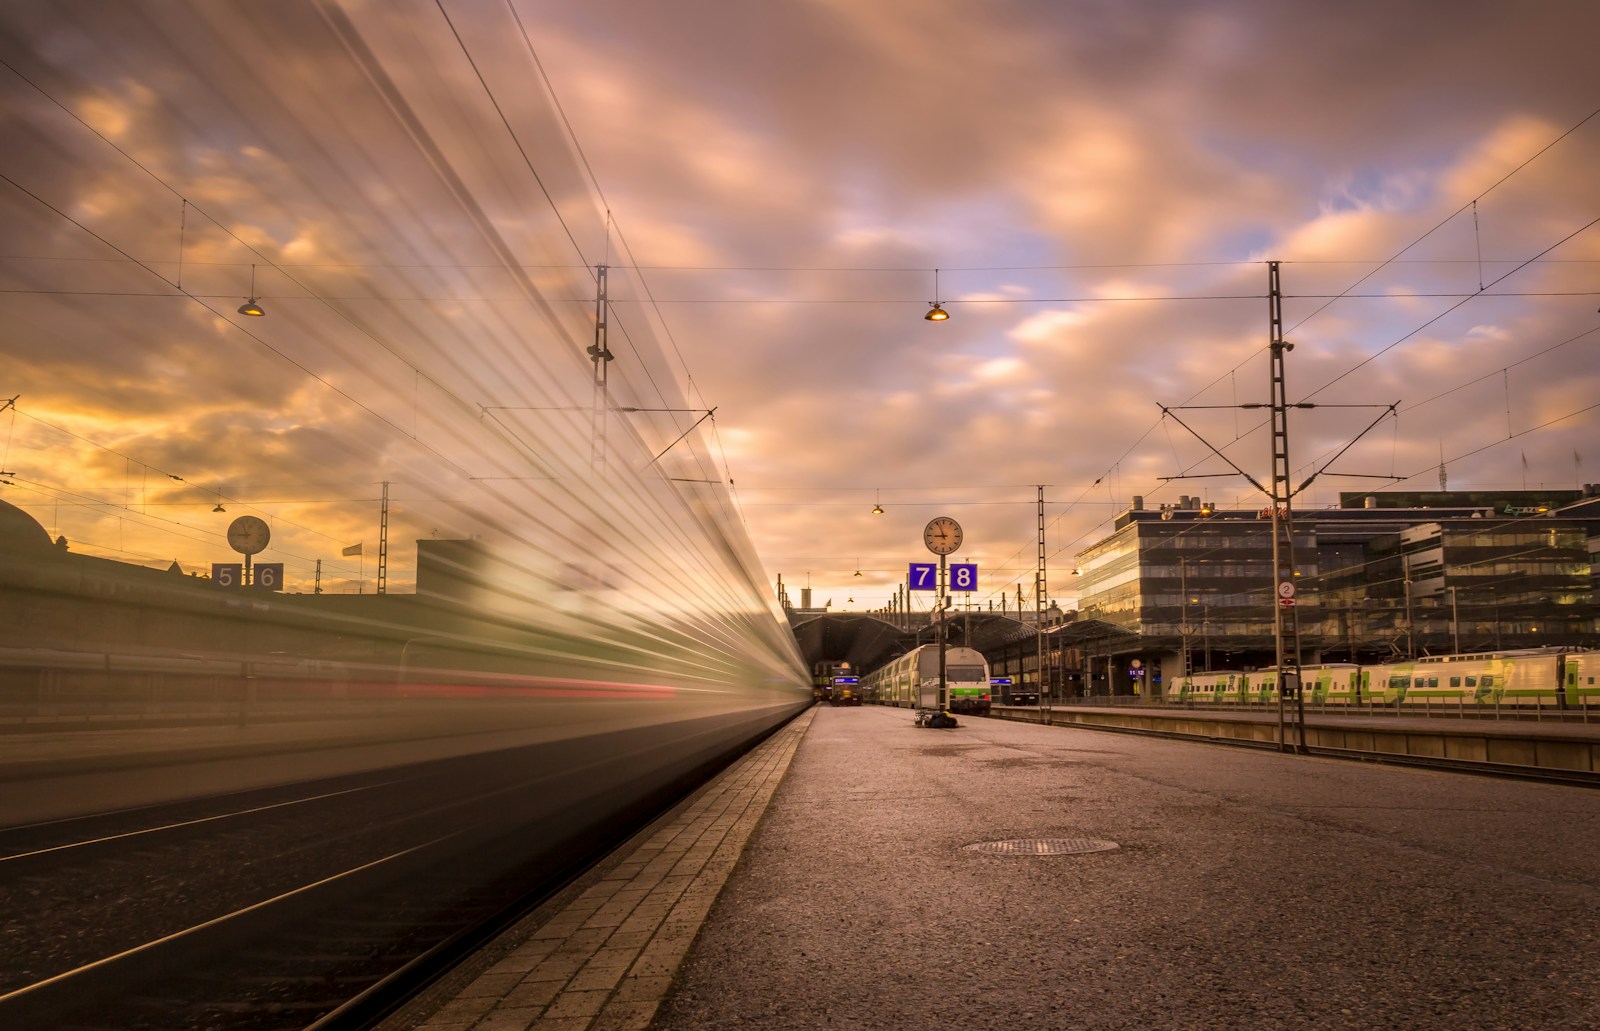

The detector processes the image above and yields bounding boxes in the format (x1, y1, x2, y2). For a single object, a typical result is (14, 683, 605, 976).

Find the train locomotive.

(811, 661, 862, 705)
(861, 644, 992, 716)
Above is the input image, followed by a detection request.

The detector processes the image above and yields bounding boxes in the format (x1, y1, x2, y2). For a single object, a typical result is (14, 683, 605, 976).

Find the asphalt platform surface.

(652, 704, 1600, 1030)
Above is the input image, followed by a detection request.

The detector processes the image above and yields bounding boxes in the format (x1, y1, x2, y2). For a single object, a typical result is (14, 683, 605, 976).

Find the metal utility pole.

(937, 554, 948, 712)
(1180, 556, 1192, 678)
(377, 480, 390, 595)
(1266, 261, 1307, 753)
(1403, 566, 1417, 659)
(588, 263, 613, 470)
(1036, 485, 1048, 708)
(1158, 264, 1398, 750)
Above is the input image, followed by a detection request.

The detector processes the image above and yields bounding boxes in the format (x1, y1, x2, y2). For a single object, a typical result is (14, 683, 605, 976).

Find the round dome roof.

(0, 498, 53, 551)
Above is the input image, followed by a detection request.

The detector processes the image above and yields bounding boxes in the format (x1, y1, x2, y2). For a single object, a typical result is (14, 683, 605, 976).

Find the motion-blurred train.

(861, 643, 992, 715)
(1168, 648, 1600, 709)
(0, 497, 811, 834)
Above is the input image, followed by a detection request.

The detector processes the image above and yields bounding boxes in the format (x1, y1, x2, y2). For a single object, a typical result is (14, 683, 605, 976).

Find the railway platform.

(995, 702, 1600, 777)
(386, 704, 1600, 1030)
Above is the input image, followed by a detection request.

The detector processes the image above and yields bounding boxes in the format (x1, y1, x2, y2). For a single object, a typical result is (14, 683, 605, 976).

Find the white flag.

(342, 542, 363, 557)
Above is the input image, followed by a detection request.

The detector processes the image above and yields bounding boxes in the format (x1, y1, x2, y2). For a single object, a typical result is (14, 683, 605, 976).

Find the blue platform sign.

(990, 677, 1013, 686)
(909, 562, 979, 590)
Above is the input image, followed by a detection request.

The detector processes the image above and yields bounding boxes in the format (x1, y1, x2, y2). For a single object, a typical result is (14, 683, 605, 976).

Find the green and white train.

(1168, 649, 1600, 709)
(862, 644, 992, 715)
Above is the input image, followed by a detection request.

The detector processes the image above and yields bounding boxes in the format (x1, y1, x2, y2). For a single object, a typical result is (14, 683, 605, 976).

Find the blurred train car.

(0, 500, 811, 833)
(1168, 669, 1243, 704)
(829, 675, 862, 706)
(812, 661, 861, 705)
(1166, 649, 1595, 710)
(811, 662, 832, 703)
(1360, 649, 1579, 707)
(863, 644, 991, 715)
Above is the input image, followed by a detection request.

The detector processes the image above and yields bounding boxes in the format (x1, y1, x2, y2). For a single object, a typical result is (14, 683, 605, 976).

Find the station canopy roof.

(791, 612, 1138, 674)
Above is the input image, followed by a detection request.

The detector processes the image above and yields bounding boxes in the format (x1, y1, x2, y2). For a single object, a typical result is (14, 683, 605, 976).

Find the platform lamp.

(924, 268, 949, 321)
(237, 264, 265, 317)
(872, 488, 884, 515)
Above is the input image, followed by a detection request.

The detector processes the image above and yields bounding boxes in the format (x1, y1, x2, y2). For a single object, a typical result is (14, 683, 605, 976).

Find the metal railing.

(1021, 692, 1593, 722)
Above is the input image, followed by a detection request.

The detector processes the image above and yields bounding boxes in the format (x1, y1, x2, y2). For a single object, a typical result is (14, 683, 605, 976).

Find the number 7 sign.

(908, 562, 937, 590)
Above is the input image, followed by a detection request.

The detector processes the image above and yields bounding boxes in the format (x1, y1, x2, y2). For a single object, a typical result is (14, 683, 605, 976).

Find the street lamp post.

(1403, 577, 1415, 659)
(1179, 556, 1192, 680)
(1448, 585, 1460, 655)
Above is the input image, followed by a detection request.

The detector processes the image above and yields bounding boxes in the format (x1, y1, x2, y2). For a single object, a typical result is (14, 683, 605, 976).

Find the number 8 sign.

(909, 562, 980, 591)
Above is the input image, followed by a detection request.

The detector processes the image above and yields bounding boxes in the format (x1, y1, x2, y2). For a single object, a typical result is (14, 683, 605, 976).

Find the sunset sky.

(2, 0, 1598, 616)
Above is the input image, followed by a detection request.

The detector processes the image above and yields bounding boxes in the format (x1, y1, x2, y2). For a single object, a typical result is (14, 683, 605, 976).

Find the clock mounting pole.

(918, 515, 962, 729)
(938, 551, 947, 716)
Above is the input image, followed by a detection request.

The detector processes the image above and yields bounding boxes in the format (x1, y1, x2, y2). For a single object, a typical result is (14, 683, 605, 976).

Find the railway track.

(0, 721, 768, 1029)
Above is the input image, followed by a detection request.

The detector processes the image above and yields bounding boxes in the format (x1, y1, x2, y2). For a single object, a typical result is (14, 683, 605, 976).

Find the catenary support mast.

(1267, 261, 1306, 752)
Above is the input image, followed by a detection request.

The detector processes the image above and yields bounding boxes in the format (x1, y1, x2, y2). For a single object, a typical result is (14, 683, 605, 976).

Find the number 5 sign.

(949, 563, 978, 592)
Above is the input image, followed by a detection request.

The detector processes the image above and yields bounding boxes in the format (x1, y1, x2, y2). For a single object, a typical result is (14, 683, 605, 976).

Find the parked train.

(1168, 648, 1600, 709)
(862, 644, 992, 715)
(811, 661, 862, 705)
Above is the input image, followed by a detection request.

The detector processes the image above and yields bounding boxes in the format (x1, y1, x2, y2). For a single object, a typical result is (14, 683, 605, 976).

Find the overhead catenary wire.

(3, 11, 1595, 608)
(1284, 102, 1600, 336)
(1, 28, 744, 593)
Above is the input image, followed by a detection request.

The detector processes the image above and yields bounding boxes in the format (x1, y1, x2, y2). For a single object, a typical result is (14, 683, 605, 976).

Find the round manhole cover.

(963, 838, 1119, 856)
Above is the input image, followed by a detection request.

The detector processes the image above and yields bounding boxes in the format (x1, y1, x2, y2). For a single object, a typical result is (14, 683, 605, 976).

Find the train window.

(1389, 675, 1409, 688)
(1427, 677, 1439, 688)
(1481, 675, 1494, 687)
(1449, 677, 1461, 688)
(1465, 676, 1477, 687)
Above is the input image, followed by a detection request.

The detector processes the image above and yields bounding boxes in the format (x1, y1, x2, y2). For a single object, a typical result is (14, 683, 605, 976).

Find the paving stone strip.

(401, 707, 815, 1031)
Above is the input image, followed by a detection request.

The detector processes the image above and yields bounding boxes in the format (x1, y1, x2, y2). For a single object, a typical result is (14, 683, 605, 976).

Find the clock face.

(923, 516, 963, 555)
(226, 515, 271, 556)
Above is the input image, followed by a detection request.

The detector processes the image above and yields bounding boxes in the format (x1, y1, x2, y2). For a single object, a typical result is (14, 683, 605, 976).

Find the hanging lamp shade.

(924, 267, 948, 320)
(238, 264, 265, 316)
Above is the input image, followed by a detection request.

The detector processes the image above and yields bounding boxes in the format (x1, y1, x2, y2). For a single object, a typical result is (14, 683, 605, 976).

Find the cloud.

(2, 0, 1598, 621)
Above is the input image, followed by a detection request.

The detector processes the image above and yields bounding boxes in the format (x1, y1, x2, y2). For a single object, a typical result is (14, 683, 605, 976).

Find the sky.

(2, 0, 1598, 619)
